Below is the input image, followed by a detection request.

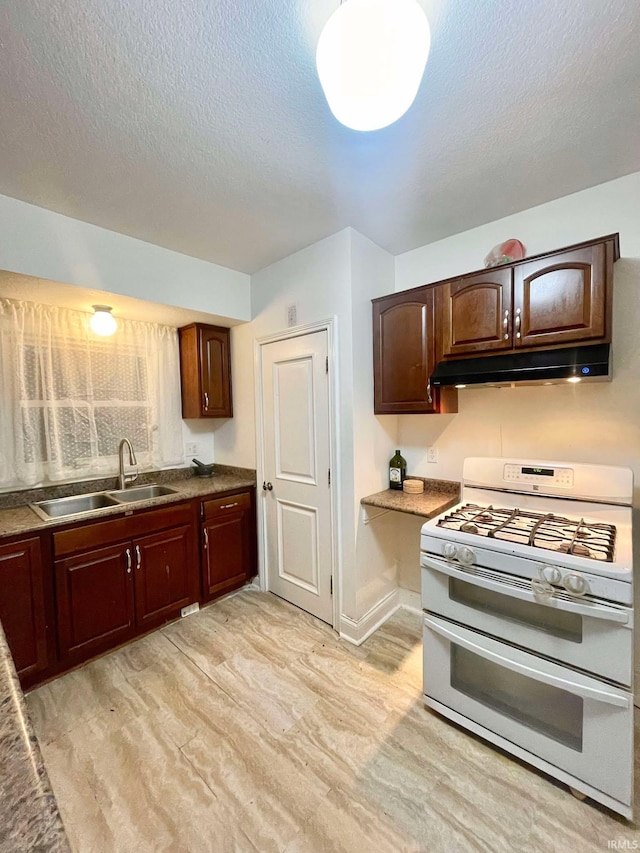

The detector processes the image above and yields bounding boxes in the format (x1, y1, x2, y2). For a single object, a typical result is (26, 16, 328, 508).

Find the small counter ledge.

(361, 477, 460, 520)
(0, 621, 70, 852)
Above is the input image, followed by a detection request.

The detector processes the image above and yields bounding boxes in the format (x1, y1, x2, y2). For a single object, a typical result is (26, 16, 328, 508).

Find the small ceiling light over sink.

(455, 384, 466, 389)
(90, 305, 117, 336)
(316, 0, 431, 131)
(567, 376, 582, 384)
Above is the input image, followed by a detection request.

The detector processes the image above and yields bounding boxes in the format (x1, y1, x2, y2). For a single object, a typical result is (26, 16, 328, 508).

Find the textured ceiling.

(0, 0, 639, 274)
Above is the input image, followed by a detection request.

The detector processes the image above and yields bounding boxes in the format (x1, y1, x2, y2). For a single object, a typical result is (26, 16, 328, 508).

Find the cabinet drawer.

(53, 502, 193, 556)
(203, 491, 251, 519)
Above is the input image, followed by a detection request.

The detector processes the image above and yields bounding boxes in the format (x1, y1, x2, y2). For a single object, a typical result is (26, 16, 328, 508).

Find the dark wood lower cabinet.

(2, 489, 256, 686)
(134, 524, 195, 628)
(202, 490, 256, 601)
(53, 503, 198, 668)
(0, 536, 49, 682)
(55, 542, 135, 663)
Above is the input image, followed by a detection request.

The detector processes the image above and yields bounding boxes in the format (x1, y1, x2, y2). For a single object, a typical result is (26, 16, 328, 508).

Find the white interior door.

(260, 330, 333, 624)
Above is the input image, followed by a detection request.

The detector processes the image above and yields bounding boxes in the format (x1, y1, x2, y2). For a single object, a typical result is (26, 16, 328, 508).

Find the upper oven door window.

(420, 554, 632, 686)
(449, 576, 582, 641)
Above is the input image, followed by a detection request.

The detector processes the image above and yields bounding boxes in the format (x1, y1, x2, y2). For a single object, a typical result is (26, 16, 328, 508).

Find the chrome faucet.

(117, 438, 138, 490)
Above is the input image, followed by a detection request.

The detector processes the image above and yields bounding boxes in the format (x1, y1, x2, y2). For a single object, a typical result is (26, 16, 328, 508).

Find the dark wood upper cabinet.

(373, 288, 457, 414)
(437, 268, 513, 357)
(179, 323, 233, 418)
(378, 235, 619, 390)
(201, 490, 256, 601)
(0, 537, 49, 682)
(513, 243, 610, 348)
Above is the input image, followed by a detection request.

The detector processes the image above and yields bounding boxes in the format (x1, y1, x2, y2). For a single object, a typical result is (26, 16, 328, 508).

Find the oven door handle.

(421, 554, 629, 625)
(424, 615, 631, 709)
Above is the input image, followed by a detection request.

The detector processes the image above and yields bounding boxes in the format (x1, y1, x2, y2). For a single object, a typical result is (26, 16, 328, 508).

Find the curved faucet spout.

(118, 438, 138, 490)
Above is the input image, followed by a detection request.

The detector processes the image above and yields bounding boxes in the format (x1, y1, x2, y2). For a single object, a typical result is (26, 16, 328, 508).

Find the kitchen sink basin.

(30, 484, 179, 521)
(30, 492, 121, 520)
(108, 485, 178, 502)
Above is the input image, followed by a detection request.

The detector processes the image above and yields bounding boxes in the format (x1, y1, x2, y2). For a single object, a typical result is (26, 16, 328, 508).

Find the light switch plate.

(286, 304, 298, 327)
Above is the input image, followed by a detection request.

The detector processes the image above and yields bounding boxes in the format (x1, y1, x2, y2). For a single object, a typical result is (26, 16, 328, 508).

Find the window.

(0, 299, 184, 489)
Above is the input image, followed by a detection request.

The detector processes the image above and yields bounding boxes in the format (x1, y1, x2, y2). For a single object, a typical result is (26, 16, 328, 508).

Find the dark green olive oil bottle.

(389, 449, 407, 490)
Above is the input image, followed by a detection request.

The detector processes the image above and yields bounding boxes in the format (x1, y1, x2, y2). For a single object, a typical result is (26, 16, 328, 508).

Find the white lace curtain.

(0, 298, 184, 489)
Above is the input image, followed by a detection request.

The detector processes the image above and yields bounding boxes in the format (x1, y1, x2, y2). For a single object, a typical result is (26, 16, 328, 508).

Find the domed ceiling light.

(90, 305, 117, 336)
(316, 0, 431, 132)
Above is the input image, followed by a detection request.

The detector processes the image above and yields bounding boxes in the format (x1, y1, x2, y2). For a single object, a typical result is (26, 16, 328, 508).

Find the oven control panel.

(503, 464, 574, 488)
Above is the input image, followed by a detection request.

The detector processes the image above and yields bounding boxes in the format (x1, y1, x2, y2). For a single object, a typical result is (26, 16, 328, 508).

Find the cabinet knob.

(426, 379, 432, 404)
(125, 548, 132, 574)
(203, 392, 209, 411)
(135, 545, 142, 570)
(203, 528, 209, 550)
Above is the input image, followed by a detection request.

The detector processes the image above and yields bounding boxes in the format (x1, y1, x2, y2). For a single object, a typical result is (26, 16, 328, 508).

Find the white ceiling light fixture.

(90, 305, 118, 336)
(316, 0, 431, 132)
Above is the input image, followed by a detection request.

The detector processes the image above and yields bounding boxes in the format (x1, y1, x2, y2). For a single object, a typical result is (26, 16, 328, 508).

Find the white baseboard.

(339, 587, 399, 646)
(397, 588, 421, 613)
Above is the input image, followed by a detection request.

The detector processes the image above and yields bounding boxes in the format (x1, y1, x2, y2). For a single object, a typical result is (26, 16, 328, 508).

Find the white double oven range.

(421, 457, 634, 819)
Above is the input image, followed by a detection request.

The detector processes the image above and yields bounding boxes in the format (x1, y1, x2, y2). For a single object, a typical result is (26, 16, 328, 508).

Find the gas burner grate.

(438, 503, 616, 562)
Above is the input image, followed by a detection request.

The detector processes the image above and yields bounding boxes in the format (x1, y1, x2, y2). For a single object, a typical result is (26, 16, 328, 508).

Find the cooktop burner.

(437, 503, 616, 562)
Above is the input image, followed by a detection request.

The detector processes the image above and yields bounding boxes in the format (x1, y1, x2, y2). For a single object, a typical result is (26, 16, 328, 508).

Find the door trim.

(254, 318, 341, 631)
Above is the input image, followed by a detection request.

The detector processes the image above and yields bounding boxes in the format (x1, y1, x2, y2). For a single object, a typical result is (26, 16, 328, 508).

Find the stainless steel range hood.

(430, 344, 611, 388)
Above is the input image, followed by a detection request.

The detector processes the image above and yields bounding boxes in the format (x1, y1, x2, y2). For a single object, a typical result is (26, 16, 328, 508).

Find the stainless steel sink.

(108, 484, 178, 502)
(30, 484, 179, 521)
(30, 491, 121, 520)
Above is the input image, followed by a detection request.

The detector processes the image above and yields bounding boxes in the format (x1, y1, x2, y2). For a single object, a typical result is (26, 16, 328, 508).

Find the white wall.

(394, 171, 640, 593)
(214, 228, 356, 615)
(349, 230, 399, 618)
(0, 193, 251, 322)
(215, 228, 398, 629)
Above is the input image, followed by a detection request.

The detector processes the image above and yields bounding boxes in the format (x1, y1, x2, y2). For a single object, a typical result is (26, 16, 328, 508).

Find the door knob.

(262, 481, 273, 491)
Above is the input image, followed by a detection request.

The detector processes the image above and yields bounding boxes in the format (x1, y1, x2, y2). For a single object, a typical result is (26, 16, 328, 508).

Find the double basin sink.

(30, 484, 179, 521)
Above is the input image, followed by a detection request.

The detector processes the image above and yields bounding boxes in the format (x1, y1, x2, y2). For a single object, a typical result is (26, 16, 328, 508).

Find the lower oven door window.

(423, 614, 633, 808)
(452, 643, 583, 751)
(421, 557, 632, 685)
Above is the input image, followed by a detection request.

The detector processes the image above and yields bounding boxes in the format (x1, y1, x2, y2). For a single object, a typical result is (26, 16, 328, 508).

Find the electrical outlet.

(185, 442, 198, 457)
(427, 446, 438, 464)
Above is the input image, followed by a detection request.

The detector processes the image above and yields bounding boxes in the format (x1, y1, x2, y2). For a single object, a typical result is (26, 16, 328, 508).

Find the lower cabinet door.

(202, 511, 250, 600)
(0, 537, 49, 681)
(56, 542, 135, 663)
(133, 525, 195, 628)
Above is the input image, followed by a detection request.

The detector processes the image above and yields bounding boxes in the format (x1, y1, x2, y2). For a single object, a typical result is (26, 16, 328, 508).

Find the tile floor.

(26, 590, 640, 852)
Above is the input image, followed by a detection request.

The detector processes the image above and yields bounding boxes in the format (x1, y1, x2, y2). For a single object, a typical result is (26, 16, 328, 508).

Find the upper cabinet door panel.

(179, 323, 233, 419)
(373, 290, 437, 414)
(513, 245, 607, 348)
(438, 268, 513, 357)
(199, 326, 233, 417)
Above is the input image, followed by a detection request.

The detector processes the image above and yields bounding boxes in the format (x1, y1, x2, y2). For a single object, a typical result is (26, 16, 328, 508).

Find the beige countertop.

(361, 477, 460, 520)
(0, 465, 256, 540)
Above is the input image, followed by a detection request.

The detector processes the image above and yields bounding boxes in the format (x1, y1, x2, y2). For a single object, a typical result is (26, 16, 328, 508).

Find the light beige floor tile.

(28, 589, 640, 852)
